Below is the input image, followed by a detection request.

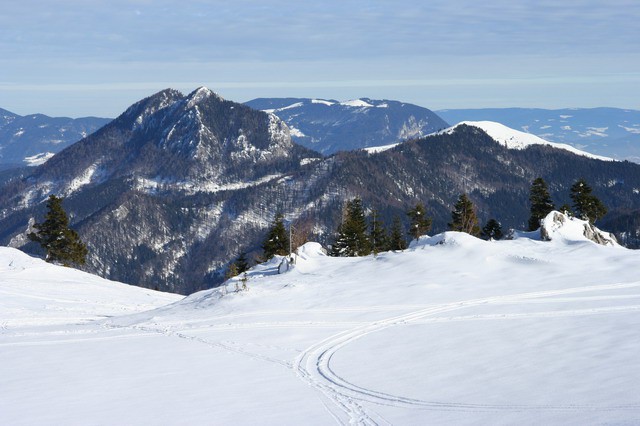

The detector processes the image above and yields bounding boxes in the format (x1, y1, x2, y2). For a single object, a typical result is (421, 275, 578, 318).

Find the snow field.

(2, 225, 640, 425)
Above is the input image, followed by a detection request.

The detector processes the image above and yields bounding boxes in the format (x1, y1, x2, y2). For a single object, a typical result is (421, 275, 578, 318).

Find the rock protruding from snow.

(540, 211, 619, 246)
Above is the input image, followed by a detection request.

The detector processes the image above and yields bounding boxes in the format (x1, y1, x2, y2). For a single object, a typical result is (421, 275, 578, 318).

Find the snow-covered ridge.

(311, 99, 335, 106)
(441, 121, 613, 161)
(132, 173, 285, 195)
(340, 99, 374, 108)
(23, 152, 55, 166)
(363, 142, 400, 154)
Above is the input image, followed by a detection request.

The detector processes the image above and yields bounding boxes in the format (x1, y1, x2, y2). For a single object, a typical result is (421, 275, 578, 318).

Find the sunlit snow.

(441, 121, 613, 161)
(1, 215, 639, 425)
(340, 99, 374, 108)
(23, 152, 54, 166)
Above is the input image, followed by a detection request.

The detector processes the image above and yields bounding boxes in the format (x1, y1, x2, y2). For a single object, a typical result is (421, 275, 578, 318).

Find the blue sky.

(1, 0, 639, 117)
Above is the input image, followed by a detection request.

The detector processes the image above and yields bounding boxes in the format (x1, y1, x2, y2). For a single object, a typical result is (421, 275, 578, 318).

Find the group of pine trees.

(325, 176, 607, 259)
(528, 177, 607, 231)
(26, 176, 607, 283)
(328, 198, 433, 257)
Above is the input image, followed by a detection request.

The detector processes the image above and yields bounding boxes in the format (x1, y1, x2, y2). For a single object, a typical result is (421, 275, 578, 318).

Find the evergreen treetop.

(235, 252, 250, 274)
(448, 193, 480, 236)
(481, 218, 503, 240)
(528, 177, 555, 231)
(407, 202, 432, 241)
(570, 178, 607, 223)
(330, 198, 371, 257)
(368, 209, 388, 255)
(388, 216, 407, 251)
(28, 195, 88, 267)
(262, 213, 290, 260)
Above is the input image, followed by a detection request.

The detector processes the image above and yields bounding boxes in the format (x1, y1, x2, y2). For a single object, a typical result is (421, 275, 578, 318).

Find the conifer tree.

(481, 218, 503, 240)
(570, 178, 607, 223)
(28, 195, 88, 267)
(387, 216, 407, 251)
(407, 202, 432, 240)
(558, 203, 573, 216)
(262, 213, 289, 260)
(330, 198, 371, 256)
(368, 209, 388, 255)
(448, 194, 480, 236)
(528, 177, 555, 231)
(235, 252, 250, 274)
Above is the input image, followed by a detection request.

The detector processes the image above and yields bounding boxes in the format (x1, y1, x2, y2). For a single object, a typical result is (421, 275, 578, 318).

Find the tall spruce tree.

(407, 202, 432, 240)
(388, 216, 407, 251)
(262, 213, 289, 260)
(368, 209, 388, 255)
(28, 195, 88, 267)
(528, 177, 555, 231)
(448, 193, 480, 236)
(570, 178, 607, 223)
(330, 198, 371, 256)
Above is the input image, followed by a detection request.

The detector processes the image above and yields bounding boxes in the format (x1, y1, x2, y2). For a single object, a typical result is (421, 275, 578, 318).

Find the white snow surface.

(363, 142, 400, 154)
(311, 99, 335, 106)
(442, 121, 613, 161)
(23, 152, 55, 166)
(340, 99, 374, 108)
(2, 227, 640, 425)
(540, 210, 619, 246)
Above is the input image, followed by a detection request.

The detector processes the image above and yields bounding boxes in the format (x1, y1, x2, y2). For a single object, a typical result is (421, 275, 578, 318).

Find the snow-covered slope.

(437, 107, 640, 163)
(2, 221, 640, 425)
(0, 247, 181, 327)
(441, 121, 613, 161)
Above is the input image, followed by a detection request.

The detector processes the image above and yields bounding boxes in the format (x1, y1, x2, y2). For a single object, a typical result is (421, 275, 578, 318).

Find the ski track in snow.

(293, 281, 640, 424)
(31, 280, 639, 425)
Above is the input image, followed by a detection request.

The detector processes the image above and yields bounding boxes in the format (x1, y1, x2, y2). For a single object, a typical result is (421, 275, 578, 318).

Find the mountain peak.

(186, 86, 224, 108)
(442, 121, 613, 161)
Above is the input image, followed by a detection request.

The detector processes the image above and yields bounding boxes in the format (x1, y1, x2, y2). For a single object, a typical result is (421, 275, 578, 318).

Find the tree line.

(229, 176, 608, 274)
(27, 176, 607, 276)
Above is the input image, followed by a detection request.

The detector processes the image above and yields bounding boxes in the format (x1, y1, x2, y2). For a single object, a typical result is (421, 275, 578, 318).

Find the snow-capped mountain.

(245, 97, 449, 154)
(439, 121, 613, 161)
(3, 89, 640, 294)
(3, 216, 640, 424)
(0, 87, 321, 293)
(437, 107, 640, 163)
(0, 107, 111, 170)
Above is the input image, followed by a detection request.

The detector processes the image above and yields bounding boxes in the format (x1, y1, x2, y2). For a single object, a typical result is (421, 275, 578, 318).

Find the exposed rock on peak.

(540, 211, 619, 246)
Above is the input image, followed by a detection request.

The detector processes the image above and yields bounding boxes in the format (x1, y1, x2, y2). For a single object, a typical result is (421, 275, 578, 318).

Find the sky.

(1, 0, 639, 117)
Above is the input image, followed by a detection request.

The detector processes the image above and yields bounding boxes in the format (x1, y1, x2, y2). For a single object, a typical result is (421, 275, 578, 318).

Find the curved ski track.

(293, 282, 640, 424)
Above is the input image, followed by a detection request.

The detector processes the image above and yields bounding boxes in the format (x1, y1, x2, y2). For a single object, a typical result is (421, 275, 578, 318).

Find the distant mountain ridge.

(245, 97, 449, 154)
(2, 89, 640, 295)
(0, 107, 111, 170)
(437, 107, 640, 163)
